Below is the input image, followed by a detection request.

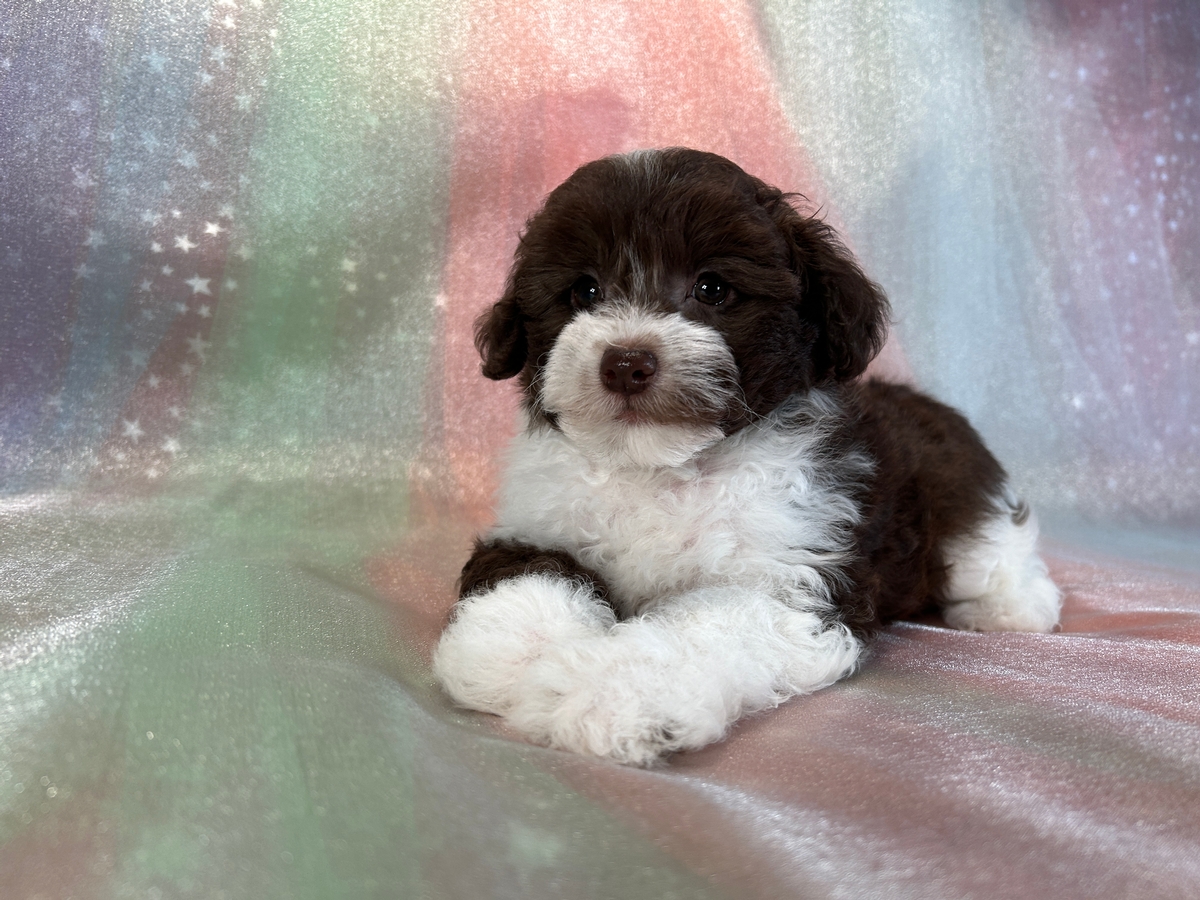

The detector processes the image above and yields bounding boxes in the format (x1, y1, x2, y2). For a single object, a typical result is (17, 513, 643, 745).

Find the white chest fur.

(490, 399, 870, 617)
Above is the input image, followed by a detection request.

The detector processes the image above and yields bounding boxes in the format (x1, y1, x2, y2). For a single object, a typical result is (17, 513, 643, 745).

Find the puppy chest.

(582, 481, 741, 592)
(497, 461, 784, 603)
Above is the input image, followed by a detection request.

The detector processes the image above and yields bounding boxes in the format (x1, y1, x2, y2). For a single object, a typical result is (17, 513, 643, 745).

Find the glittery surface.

(2, 1, 1199, 897)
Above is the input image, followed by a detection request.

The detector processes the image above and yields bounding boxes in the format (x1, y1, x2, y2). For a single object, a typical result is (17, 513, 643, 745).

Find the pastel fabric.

(2, 2, 1198, 898)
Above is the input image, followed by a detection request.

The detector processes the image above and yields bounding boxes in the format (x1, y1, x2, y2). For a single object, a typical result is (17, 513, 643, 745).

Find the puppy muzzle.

(541, 305, 740, 468)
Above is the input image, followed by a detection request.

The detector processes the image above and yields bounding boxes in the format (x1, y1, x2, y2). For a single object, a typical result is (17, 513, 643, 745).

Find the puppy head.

(476, 149, 888, 468)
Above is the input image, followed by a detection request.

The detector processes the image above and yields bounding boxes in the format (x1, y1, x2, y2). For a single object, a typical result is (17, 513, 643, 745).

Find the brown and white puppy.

(433, 148, 1060, 766)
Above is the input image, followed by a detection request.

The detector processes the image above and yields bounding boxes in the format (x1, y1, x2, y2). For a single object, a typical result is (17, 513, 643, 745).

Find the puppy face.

(476, 149, 888, 468)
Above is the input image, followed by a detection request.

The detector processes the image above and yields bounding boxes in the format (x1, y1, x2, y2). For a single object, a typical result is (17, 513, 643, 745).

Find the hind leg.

(939, 497, 1061, 633)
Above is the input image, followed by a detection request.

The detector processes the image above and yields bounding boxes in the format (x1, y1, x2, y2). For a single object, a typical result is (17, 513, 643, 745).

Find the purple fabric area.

(0, 4, 108, 453)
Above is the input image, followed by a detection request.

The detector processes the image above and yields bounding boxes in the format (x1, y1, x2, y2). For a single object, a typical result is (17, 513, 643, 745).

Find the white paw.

(941, 504, 1062, 633)
(502, 633, 720, 766)
(432, 574, 614, 715)
(942, 567, 1061, 632)
(503, 593, 863, 766)
(436, 582, 866, 765)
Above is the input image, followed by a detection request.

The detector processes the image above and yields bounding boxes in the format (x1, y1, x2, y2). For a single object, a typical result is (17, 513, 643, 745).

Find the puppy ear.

(474, 292, 528, 380)
(773, 201, 890, 382)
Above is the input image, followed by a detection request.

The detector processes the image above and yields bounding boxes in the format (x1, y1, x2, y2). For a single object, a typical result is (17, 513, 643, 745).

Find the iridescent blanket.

(2, 2, 1198, 897)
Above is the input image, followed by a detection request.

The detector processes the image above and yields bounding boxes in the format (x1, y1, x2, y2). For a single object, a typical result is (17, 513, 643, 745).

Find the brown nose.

(600, 347, 658, 395)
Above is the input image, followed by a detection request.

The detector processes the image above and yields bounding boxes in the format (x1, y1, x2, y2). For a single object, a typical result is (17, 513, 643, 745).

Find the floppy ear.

(474, 292, 528, 380)
(772, 201, 890, 383)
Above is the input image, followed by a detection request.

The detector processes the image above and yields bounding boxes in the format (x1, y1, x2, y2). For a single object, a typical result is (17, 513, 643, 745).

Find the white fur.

(432, 574, 616, 715)
(435, 391, 873, 765)
(435, 575, 862, 766)
(494, 392, 870, 619)
(940, 505, 1061, 632)
(540, 305, 739, 469)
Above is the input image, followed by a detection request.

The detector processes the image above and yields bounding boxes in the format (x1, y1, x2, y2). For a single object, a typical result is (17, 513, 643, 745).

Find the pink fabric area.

(375, 526, 1200, 898)
(427, 0, 911, 510)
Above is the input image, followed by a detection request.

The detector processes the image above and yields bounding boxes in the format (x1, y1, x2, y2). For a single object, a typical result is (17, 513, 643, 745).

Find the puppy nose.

(600, 347, 658, 395)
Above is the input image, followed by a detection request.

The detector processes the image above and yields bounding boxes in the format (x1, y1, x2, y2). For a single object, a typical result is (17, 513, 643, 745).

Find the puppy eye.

(692, 272, 731, 306)
(570, 275, 603, 310)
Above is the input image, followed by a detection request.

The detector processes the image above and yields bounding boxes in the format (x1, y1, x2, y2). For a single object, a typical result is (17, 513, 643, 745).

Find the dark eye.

(692, 273, 731, 306)
(570, 275, 602, 310)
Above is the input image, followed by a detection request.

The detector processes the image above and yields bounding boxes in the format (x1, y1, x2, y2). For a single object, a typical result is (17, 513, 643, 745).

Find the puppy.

(433, 148, 1060, 766)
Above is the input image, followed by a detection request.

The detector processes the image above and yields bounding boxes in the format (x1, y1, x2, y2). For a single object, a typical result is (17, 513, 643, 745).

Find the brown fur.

(835, 379, 1011, 637)
(459, 538, 613, 612)
(475, 149, 888, 430)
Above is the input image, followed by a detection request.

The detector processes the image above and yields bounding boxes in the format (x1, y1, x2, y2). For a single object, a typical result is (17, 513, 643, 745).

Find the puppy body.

(433, 149, 1060, 765)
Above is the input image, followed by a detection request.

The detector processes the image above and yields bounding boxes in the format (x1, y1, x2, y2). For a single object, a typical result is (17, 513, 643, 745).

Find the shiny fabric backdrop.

(2, 1, 1199, 898)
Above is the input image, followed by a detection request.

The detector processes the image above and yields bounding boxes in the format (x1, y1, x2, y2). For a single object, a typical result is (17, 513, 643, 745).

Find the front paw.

(432, 574, 614, 716)
(504, 639, 723, 767)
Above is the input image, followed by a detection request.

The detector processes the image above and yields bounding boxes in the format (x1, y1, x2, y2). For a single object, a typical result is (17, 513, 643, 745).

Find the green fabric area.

(190, 0, 459, 479)
(0, 491, 724, 898)
(0, 6, 726, 888)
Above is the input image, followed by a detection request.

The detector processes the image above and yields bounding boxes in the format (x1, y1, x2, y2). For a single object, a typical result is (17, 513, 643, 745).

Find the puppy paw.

(507, 652, 694, 766)
(942, 505, 1062, 633)
(503, 627, 734, 766)
(942, 567, 1061, 633)
(498, 594, 864, 765)
(432, 574, 615, 716)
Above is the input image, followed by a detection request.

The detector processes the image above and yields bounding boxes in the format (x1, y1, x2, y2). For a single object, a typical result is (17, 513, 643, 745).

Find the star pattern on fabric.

(121, 419, 145, 442)
(144, 50, 167, 73)
(186, 334, 210, 361)
(185, 275, 212, 295)
(87, 3, 265, 485)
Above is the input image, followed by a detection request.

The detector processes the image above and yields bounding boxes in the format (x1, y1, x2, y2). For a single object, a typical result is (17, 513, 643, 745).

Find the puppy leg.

(505, 589, 864, 766)
(940, 498, 1061, 633)
(433, 573, 616, 716)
